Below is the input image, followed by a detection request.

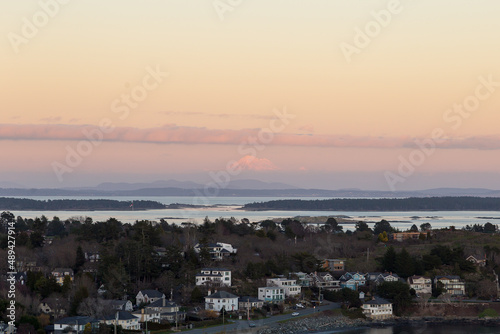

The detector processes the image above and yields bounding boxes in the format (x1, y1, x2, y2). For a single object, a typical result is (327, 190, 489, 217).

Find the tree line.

(0, 197, 165, 210)
(243, 197, 500, 211)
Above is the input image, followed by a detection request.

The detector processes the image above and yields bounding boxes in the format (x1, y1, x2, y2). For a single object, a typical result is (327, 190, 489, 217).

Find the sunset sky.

(1, 0, 500, 190)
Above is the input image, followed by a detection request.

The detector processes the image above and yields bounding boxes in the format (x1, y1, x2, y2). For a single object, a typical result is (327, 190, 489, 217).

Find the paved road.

(186, 302, 341, 334)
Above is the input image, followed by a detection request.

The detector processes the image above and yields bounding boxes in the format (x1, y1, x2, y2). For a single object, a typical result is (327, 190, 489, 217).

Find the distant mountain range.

(0, 179, 500, 197)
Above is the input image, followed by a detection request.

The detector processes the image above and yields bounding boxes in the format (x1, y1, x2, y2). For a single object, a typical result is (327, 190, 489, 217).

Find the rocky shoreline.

(256, 314, 366, 334)
(257, 315, 500, 334)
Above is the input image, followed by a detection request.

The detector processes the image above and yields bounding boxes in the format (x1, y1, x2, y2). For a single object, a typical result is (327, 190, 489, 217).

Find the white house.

(377, 273, 401, 284)
(407, 275, 432, 295)
(136, 290, 166, 306)
(258, 287, 285, 303)
(54, 316, 99, 334)
(205, 291, 239, 312)
(102, 311, 140, 330)
(194, 242, 237, 261)
(434, 275, 466, 296)
(309, 272, 341, 289)
(362, 297, 393, 320)
(238, 296, 264, 311)
(466, 255, 486, 267)
(266, 278, 301, 296)
(132, 309, 161, 324)
(196, 268, 231, 287)
(107, 300, 133, 312)
(145, 297, 186, 323)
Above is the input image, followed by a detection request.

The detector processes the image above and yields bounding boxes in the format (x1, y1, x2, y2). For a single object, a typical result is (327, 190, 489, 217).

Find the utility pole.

(367, 247, 370, 262)
(114, 311, 118, 334)
(247, 298, 250, 320)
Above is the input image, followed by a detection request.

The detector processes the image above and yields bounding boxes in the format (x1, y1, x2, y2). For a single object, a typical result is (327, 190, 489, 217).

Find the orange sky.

(1, 0, 500, 190)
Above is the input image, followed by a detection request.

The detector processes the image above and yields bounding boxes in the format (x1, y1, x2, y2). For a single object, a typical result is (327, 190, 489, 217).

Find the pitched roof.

(107, 300, 130, 307)
(55, 316, 98, 325)
(201, 268, 229, 271)
(238, 296, 263, 303)
(363, 297, 391, 305)
(138, 290, 164, 298)
(206, 291, 238, 299)
(147, 298, 178, 308)
(103, 311, 137, 321)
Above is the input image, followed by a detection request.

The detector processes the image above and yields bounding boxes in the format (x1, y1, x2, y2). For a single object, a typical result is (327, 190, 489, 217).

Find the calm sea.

(316, 324, 500, 333)
(5, 196, 500, 230)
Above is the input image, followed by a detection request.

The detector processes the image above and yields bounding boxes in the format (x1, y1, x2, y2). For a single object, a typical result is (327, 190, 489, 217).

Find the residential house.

(407, 276, 432, 295)
(309, 272, 341, 290)
(238, 297, 264, 311)
(365, 272, 383, 282)
(145, 297, 186, 323)
(205, 290, 239, 312)
(131, 309, 161, 324)
(136, 290, 166, 306)
(16, 259, 40, 272)
(102, 311, 140, 330)
(362, 297, 393, 320)
(258, 287, 285, 303)
(54, 316, 99, 334)
(266, 278, 301, 296)
(14, 272, 27, 285)
(377, 273, 401, 284)
(38, 298, 68, 317)
(107, 300, 133, 312)
(466, 255, 486, 267)
(290, 272, 313, 287)
(196, 268, 231, 287)
(153, 247, 168, 257)
(84, 252, 100, 262)
(194, 242, 237, 261)
(340, 272, 366, 290)
(51, 268, 74, 285)
(322, 259, 345, 272)
(434, 275, 466, 296)
(391, 232, 422, 242)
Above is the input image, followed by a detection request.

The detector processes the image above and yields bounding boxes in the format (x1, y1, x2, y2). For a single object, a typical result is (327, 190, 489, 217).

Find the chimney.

(163, 296, 166, 307)
(208, 289, 211, 296)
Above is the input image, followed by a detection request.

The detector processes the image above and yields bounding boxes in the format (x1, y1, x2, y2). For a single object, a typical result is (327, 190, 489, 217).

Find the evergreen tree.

(395, 248, 415, 278)
(381, 246, 397, 272)
(75, 246, 86, 273)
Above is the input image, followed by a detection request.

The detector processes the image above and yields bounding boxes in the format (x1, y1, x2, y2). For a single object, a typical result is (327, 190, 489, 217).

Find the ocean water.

(4, 196, 500, 230)
(316, 324, 500, 333)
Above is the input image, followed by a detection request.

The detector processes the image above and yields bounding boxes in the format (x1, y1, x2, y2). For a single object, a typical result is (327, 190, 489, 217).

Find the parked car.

(296, 303, 305, 308)
(248, 322, 256, 327)
(292, 312, 299, 316)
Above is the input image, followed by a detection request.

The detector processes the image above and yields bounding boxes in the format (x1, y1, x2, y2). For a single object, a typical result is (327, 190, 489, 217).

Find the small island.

(0, 197, 165, 211)
(243, 196, 500, 211)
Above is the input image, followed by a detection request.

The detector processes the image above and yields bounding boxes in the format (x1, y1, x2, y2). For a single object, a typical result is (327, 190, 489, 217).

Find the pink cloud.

(229, 155, 279, 171)
(1, 123, 500, 150)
